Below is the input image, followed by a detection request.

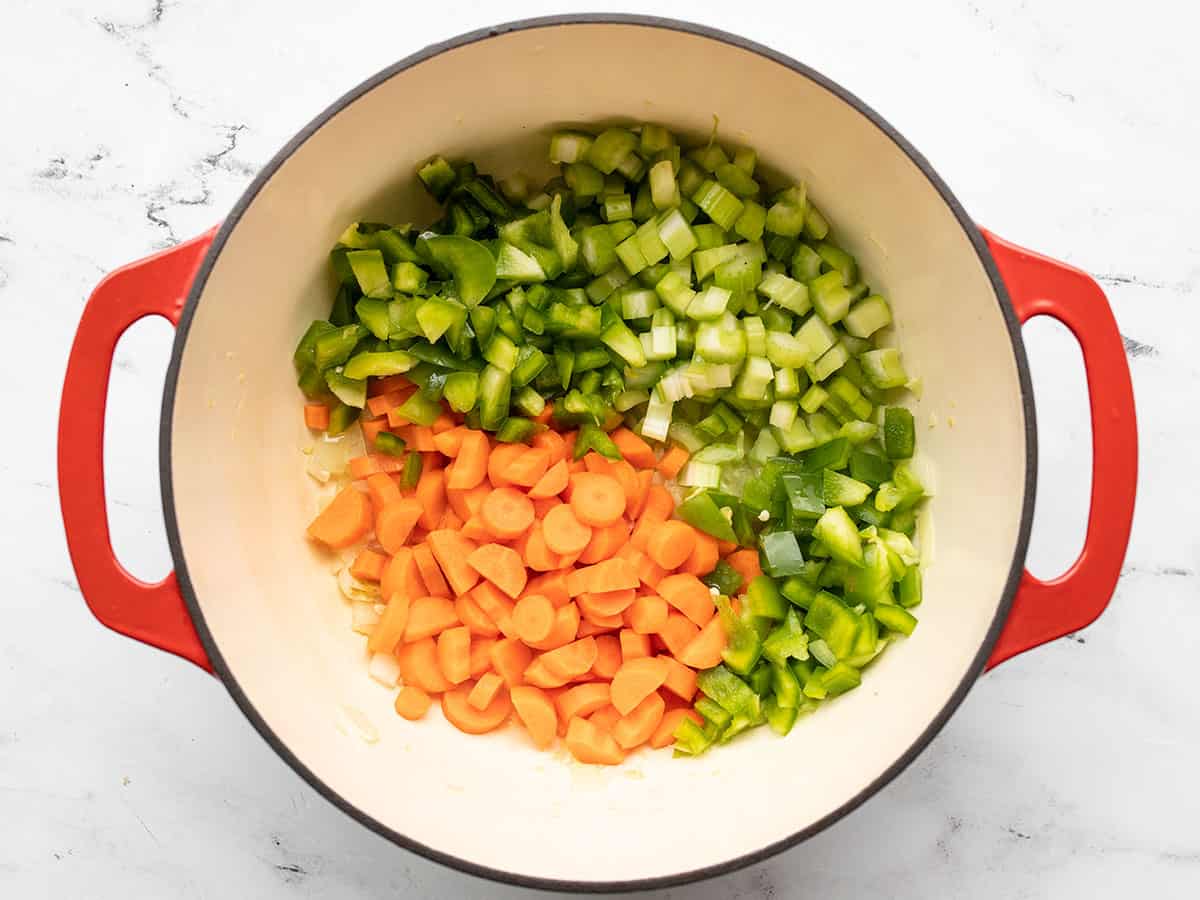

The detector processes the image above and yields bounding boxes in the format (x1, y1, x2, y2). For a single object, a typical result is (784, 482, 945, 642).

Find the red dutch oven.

(58, 15, 1136, 892)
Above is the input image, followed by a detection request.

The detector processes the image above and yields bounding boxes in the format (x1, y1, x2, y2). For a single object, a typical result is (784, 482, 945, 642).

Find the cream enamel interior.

(167, 23, 1029, 885)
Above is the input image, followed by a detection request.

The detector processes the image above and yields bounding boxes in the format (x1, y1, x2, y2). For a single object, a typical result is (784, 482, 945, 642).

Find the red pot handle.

(58, 231, 217, 673)
(982, 231, 1137, 669)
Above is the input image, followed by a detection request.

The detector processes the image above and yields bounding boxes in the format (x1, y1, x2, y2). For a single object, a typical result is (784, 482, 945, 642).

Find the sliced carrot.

(518, 521, 568, 573)
(512, 593, 556, 644)
(613, 690, 666, 750)
(641, 484, 675, 521)
(348, 453, 405, 480)
(360, 417, 389, 447)
(436, 625, 471, 684)
(438, 508, 463, 531)
(468, 637, 496, 677)
(543, 504, 593, 556)
(580, 607, 624, 630)
(568, 459, 586, 474)
(431, 412, 456, 434)
(658, 573, 717, 627)
(467, 543, 527, 599)
(650, 708, 704, 749)
(646, 520, 698, 571)
(490, 638, 532, 687)
(406, 427, 438, 452)
(365, 471, 403, 511)
(588, 705, 622, 733)
(578, 518, 630, 565)
(657, 612, 701, 658)
(611, 656, 669, 715)
(380, 546, 422, 603)
(447, 481, 492, 521)
(432, 425, 467, 458)
(304, 402, 330, 430)
(628, 592, 669, 634)
(373, 374, 416, 396)
(532, 401, 555, 426)
(680, 530, 720, 577)
(527, 458, 569, 499)
(627, 469, 654, 519)
(716, 539, 740, 557)
(504, 447, 550, 488)
(487, 443, 526, 488)
(397, 637, 452, 693)
(556, 682, 612, 724)
(609, 460, 640, 517)
(539, 636, 598, 679)
(577, 618, 618, 637)
(441, 683, 511, 734)
(578, 588, 637, 618)
(455, 592, 500, 638)
(562, 430, 578, 461)
(525, 602, 580, 651)
(446, 429, 489, 490)
(510, 685, 558, 750)
(394, 685, 433, 721)
(531, 429, 567, 465)
(619, 628, 652, 661)
(427, 530, 481, 595)
(461, 514, 492, 544)
(591, 635, 622, 680)
(678, 615, 728, 670)
(620, 544, 667, 589)
(565, 716, 624, 765)
(531, 495, 563, 520)
(414, 468, 446, 531)
(725, 548, 763, 587)
(581, 452, 616, 477)
(412, 544, 451, 598)
(366, 389, 407, 417)
(307, 485, 372, 549)
(350, 548, 387, 582)
(480, 487, 535, 541)
(569, 473, 626, 527)
(657, 445, 690, 479)
(565, 557, 639, 596)
(403, 596, 459, 642)
(468, 671, 505, 710)
(523, 657, 573, 689)
(472, 581, 516, 638)
(375, 498, 422, 554)
(527, 571, 571, 609)
(367, 592, 411, 654)
(610, 427, 657, 469)
(660, 654, 699, 702)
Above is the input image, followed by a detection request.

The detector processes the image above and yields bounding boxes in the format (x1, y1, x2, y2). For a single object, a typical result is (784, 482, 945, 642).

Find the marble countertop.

(3, 0, 1196, 896)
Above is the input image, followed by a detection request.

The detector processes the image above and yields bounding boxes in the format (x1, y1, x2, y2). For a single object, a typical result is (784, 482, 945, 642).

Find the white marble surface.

(2, 0, 1197, 896)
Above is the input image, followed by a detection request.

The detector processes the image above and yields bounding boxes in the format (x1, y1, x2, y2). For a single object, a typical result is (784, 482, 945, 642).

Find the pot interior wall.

(167, 22, 1029, 884)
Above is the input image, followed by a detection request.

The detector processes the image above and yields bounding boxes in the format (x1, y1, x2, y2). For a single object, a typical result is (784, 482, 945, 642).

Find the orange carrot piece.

(650, 708, 704, 749)
(427, 530, 481, 596)
(657, 445, 690, 479)
(447, 481, 491, 521)
(471, 581, 516, 638)
(641, 484, 675, 521)
(656, 612, 701, 658)
(590, 635, 622, 680)
(562, 430, 578, 460)
(412, 543, 451, 598)
(628, 592, 669, 634)
(531, 429, 567, 464)
(394, 685, 433, 721)
(611, 656, 670, 715)
(468, 637, 496, 677)
(525, 602, 580, 651)
(405, 426, 438, 452)
(467, 542, 527, 599)
(557, 682, 612, 725)
(367, 592, 411, 654)
(527, 459, 569, 499)
(365, 471, 403, 512)
(581, 451, 616, 477)
(371, 374, 415, 396)
(660, 654, 699, 702)
(446, 429, 490, 490)
(527, 571, 572, 609)
(490, 638, 532, 687)
(375, 498, 423, 554)
(360, 417, 389, 448)
(414, 468, 446, 531)
(539, 636, 599, 679)
(565, 557, 639, 596)
(510, 685, 558, 750)
(657, 573, 717, 627)
(569, 473, 626, 527)
(543, 504, 593, 556)
(610, 428, 657, 469)
(565, 716, 624, 765)
(646, 520, 698, 571)
(456, 592, 501, 638)
(618, 543, 667, 589)
(531, 496, 562, 520)
(480, 487, 535, 541)
(487, 443, 526, 488)
(678, 615, 728, 670)
(680, 530, 720, 577)
(627, 469, 654, 520)
(441, 683, 511, 734)
(436, 625, 472, 684)
(403, 596, 460, 642)
(380, 546, 422, 603)
(431, 412, 456, 434)
(512, 593, 556, 644)
(619, 628, 652, 661)
(460, 514, 492, 544)
(307, 486, 372, 549)
(578, 618, 618, 638)
(609, 460, 640, 517)
(579, 518, 630, 565)
(303, 402, 330, 430)
(523, 657, 573, 689)
(532, 401, 555, 426)
(518, 521, 567, 573)
(468, 671, 504, 711)
(588, 705, 622, 733)
(613, 690, 666, 750)
(725, 548, 763, 587)
(578, 587, 637, 618)
(348, 453, 405, 480)
(432, 425, 468, 458)
(397, 637, 452, 693)
(350, 548, 387, 582)
(504, 447, 550, 488)
(366, 389, 406, 417)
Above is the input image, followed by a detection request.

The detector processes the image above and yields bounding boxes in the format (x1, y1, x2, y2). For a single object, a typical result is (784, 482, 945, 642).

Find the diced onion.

(367, 651, 402, 687)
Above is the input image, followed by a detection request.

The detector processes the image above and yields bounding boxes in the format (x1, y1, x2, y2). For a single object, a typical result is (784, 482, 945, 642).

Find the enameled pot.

(57, 15, 1137, 892)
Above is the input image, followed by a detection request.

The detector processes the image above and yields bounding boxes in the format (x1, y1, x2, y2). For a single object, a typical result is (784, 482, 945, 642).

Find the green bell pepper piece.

(355, 298, 391, 340)
(324, 370, 366, 408)
(747, 663, 773, 697)
(813, 506, 864, 567)
(694, 697, 733, 730)
(801, 436, 851, 472)
(779, 575, 817, 609)
(676, 490, 738, 543)
(804, 591, 860, 659)
(314, 325, 367, 371)
(715, 596, 763, 676)
(874, 603, 918, 636)
(326, 401, 358, 436)
(696, 664, 762, 720)
(883, 407, 916, 459)
(293, 320, 336, 371)
(781, 472, 825, 520)
(702, 560, 744, 597)
(763, 695, 799, 736)
(760, 531, 806, 577)
(477, 364, 511, 431)
(419, 234, 497, 307)
(374, 432, 406, 457)
(346, 249, 393, 298)
(875, 462, 925, 512)
(814, 661, 862, 697)
(770, 661, 803, 709)
(342, 350, 416, 381)
(672, 717, 716, 756)
(443, 371, 479, 413)
(745, 575, 788, 620)
(762, 608, 810, 664)
(573, 423, 622, 461)
(495, 417, 538, 443)
(394, 390, 440, 426)
(899, 565, 923, 608)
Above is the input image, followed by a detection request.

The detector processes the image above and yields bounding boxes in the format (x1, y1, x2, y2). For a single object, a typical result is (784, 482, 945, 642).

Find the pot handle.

(58, 231, 217, 673)
(981, 230, 1137, 669)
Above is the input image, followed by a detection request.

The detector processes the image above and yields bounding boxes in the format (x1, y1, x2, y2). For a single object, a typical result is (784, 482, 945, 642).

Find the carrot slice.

(375, 498, 422, 554)
(441, 683, 511, 734)
(565, 716, 624, 765)
(436, 625, 471, 684)
(588, 705, 622, 733)
(414, 468, 446, 531)
(480, 487, 535, 541)
(455, 592, 500, 638)
(366, 388, 410, 416)
(656, 612, 700, 658)
(394, 685, 433, 721)
(569, 473, 626, 527)
(431, 425, 467, 458)
(307, 486, 372, 548)
(468, 671, 505, 710)
(678, 615, 727, 669)
(461, 514, 492, 543)
(446, 429, 489, 489)
(431, 412, 456, 434)
(657, 445, 690, 479)
(531, 496, 562, 520)
(627, 469, 654, 520)
(447, 481, 491, 521)
(609, 460, 641, 518)
(487, 443, 526, 488)
(619, 628, 652, 661)
(531, 428, 567, 464)
(609, 427, 657, 469)
(524, 602, 580, 651)
(680, 530, 720, 577)
(365, 471, 403, 512)
(590, 635, 622, 680)
(660, 655, 699, 702)
(527, 571, 572, 609)
(725, 548, 763, 587)
(348, 454, 405, 480)
(427, 530, 481, 596)
(657, 573, 717, 627)
(367, 592, 411, 654)
(350, 548, 387, 582)
(650, 708, 704, 749)
(543, 504, 593, 556)
(641, 484, 675, 521)
(565, 558, 639, 596)
(578, 518, 630, 565)
(510, 685, 558, 750)
(527, 459, 569, 499)
(397, 637, 452, 693)
(504, 447, 550, 488)
(380, 546, 422, 603)
(512, 593, 555, 644)
(613, 690, 665, 750)
(556, 682, 612, 723)
(471, 581, 516, 638)
(523, 657, 573, 689)
(646, 520, 698, 571)
(467, 543, 528, 599)
(490, 638, 532, 687)
(581, 452, 616, 477)
(437, 507, 463, 532)
(412, 544, 451, 598)
(628, 592, 669, 634)
(539, 636, 599, 679)
(518, 521, 567, 573)
(404, 596, 460, 642)
(578, 588, 637, 618)
(468, 637, 496, 677)
(360, 417, 389, 448)
(611, 656, 669, 715)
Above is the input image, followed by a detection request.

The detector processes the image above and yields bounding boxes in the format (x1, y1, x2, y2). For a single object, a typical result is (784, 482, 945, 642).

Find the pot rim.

(159, 13, 1037, 893)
